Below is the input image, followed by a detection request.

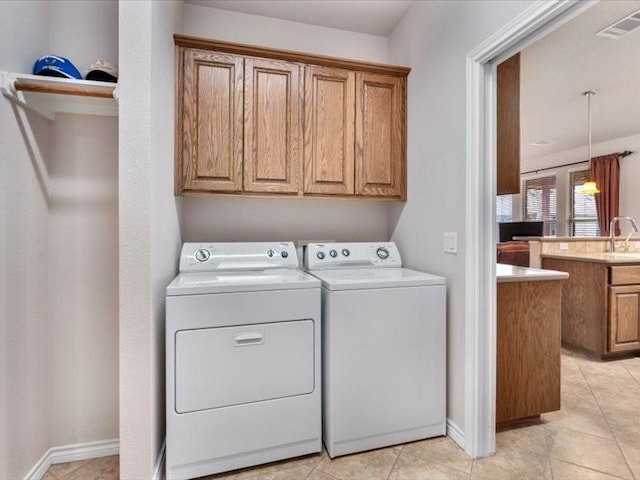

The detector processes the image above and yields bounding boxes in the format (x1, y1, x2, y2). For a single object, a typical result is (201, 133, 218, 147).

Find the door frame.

(464, 0, 597, 458)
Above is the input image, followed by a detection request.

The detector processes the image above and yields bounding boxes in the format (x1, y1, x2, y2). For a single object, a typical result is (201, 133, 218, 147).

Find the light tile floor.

(44, 351, 640, 480)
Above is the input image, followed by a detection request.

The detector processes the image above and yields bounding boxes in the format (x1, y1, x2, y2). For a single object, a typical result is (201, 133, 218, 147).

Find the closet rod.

(521, 150, 634, 175)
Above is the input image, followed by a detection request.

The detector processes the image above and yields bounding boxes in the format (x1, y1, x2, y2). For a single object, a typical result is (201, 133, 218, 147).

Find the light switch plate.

(635, 241, 640, 250)
(444, 232, 458, 254)
(559, 242, 569, 251)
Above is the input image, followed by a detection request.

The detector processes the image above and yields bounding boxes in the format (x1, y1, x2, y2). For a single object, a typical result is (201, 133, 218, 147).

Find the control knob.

(342, 249, 350, 257)
(195, 249, 210, 262)
(317, 251, 325, 260)
(329, 250, 338, 258)
(376, 247, 390, 260)
(266, 249, 275, 258)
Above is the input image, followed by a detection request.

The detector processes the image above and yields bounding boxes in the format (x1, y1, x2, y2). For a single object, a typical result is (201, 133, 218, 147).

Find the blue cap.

(33, 55, 82, 80)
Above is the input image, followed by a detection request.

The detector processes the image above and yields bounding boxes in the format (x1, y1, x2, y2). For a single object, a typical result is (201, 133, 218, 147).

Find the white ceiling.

(186, 0, 413, 36)
(520, 1, 640, 162)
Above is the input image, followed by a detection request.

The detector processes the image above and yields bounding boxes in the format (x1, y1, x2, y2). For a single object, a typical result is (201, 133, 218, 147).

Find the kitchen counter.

(541, 252, 640, 264)
(497, 263, 569, 283)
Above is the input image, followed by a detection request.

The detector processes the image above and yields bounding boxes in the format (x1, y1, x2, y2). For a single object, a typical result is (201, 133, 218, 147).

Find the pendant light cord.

(584, 90, 595, 171)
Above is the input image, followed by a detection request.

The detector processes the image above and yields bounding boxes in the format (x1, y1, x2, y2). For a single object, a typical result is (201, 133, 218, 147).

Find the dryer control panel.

(305, 242, 402, 270)
(180, 242, 299, 272)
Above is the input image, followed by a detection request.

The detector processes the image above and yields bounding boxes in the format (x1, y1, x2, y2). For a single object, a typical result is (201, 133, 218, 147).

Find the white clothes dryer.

(305, 242, 446, 458)
(166, 242, 321, 480)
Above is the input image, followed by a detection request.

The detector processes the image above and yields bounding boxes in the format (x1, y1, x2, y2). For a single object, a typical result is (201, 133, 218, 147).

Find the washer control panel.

(179, 242, 298, 272)
(305, 242, 402, 270)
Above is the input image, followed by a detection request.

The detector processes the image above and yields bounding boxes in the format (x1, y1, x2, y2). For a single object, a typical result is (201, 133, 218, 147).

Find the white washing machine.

(305, 242, 446, 458)
(166, 242, 321, 480)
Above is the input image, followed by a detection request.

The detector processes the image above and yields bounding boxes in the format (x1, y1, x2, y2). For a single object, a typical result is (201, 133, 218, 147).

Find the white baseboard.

(153, 438, 166, 480)
(446, 419, 465, 450)
(24, 438, 119, 480)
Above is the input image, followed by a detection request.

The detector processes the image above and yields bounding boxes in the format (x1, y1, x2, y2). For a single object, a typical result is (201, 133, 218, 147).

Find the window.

(496, 194, 513, 223)
(570, 169, 599, 236)
(522, 175, 556, 235)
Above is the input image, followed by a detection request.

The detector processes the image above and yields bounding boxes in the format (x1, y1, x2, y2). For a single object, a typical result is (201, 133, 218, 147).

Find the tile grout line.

(577, 361, 637, 480)
(552, 458, 633, 480)
(542, 413, 555, 480)
(384, 446, 403, 480)
(621, 361, 640, 387)
(398, 443, 473, 476)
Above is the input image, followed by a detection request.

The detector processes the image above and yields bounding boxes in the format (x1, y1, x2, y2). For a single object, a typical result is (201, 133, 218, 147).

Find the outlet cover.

(559, 242, 569, 250)
(444, 232, 458, 254)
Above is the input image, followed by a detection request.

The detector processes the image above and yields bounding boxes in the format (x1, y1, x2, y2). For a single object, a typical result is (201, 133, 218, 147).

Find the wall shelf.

(1, 71, 118, 120)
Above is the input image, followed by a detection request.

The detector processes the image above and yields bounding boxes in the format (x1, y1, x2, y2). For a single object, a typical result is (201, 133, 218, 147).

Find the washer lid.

(309, 267, 446, 291)
(166, 269, 320, 296)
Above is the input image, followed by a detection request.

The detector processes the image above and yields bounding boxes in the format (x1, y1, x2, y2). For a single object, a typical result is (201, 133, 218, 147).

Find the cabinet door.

(609, 285, 640, 352)
(496, 52, 520, 195)
(303, 66, 355, 195)
(244, 58, 302, 193)
(180, 49, 243, 193)
(355, 72, 406, 198)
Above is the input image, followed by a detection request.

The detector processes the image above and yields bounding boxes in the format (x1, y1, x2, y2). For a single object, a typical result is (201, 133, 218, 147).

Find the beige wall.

(47, 0, 120, 448)
(0, 2, 52, 478)
(388, 0, 535, 433)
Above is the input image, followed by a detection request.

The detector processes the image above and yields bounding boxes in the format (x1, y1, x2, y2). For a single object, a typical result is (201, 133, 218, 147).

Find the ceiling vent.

(597, 9, 640, 39)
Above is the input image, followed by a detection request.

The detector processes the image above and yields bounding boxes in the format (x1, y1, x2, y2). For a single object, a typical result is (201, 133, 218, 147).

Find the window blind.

(522, 175, 556, 235)
(570, 169, 600, 236)
(496, 194, 514, 223)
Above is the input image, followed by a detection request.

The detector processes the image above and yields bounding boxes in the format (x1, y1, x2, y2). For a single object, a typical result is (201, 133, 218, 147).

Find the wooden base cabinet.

(609, 285, 640, 353)
(542, 258, 640, 358)
(496, 280, 562, 423)
(175, 35, 409, 199)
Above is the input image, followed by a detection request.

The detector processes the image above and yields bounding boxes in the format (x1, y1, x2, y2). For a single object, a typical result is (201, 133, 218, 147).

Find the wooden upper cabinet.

(244, 58, 302, 193)
(175, 35, 409, 199)
(497, 52, 520, 195)
(179, 49, 244, 193)
(355, 72, 406, 199)
(304, 66, 355, 195)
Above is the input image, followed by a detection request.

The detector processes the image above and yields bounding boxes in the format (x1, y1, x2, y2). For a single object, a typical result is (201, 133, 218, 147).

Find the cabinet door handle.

(233, 332, 264, 346)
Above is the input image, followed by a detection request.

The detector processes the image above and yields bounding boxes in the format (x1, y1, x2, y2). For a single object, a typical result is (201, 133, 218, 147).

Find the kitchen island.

(496, 264, 569, 424)
(542, 252, 640, 358)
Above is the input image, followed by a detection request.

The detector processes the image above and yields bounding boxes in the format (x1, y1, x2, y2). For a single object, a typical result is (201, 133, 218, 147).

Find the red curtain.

(591, 153, 620, 236)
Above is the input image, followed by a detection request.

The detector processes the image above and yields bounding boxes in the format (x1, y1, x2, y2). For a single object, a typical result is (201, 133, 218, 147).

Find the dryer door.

(174, 319, 315, 413)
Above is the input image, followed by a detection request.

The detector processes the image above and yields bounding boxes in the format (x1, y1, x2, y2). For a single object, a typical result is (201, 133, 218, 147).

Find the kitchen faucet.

(610, 216, 640, 252)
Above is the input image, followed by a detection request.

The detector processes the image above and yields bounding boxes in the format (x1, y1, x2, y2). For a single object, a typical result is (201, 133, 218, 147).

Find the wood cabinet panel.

(244, 58, 302, 193)
(496, 280, 562, 423)
(303, 66, 354, 195)
(541, 258, 608, 355)
(609, 285, 640, 352)
(610, 266, 640, 285)
(497, 52, 520, 195)
(180, 49, 243, 193)
(355, 72, 405, 199)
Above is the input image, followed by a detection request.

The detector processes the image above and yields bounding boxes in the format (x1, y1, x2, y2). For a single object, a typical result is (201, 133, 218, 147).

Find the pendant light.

(582, 90, 600, 195)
